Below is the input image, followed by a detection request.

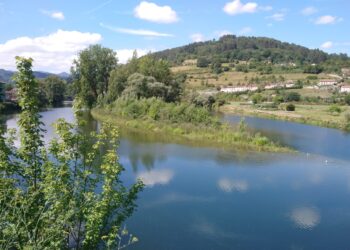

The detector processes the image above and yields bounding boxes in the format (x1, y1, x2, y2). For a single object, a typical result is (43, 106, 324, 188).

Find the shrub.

(286, 103, 295, 111)
(328, 104, 342, 114)
(197, 57, 210, 68)
(345, 94, 350, 105)
(284, 92, 301, 102)
(112, 97, 219, 126)
(252, 93, 263, 104)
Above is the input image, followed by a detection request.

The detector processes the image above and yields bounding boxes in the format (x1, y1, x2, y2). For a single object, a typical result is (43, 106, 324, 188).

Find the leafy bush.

(286, 103, 295, 111)
(284, 92, 301, 102)
(235, 64, 249, 73)
(345, 94, 350, 105)
(197, 57, 210, 68)
(252, 93, 263, 104)
(328, 104, 342, 114)
(112, 97, 220, 126)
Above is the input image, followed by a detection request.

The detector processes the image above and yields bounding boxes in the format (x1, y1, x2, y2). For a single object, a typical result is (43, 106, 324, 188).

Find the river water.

(2, 107, 350, 250)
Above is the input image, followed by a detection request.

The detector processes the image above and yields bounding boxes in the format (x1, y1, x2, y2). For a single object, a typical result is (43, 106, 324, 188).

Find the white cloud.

(320, 41, 333, 49)
(290, 207, 320, 229)
(259, 6, 273, 11)
(190, 33, 205, 42)
(218, 178, 249, 193)
(41, 10, 65, 20)
(267, 12, 285, 21)
(115, 49, 150, 64)
(100, 23, 174, 37)
(301, 6, 317, 16)
(238, 26, 252, 35)
(223, 0, 258, 15)
(137, 169, 174, 187)
(0, 30, 102, 73)
(134, 1, 178, 23)
(314, 15, 342, 25)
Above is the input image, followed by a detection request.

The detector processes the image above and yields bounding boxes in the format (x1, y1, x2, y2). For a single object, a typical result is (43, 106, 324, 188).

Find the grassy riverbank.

(221, 102, 350, 130)
(91, 99, 292, 153)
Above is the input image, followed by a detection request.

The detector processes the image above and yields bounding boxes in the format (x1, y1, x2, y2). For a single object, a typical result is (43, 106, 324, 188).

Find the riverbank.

(220, 102, 350, 131)
(91, 107, 292, 153)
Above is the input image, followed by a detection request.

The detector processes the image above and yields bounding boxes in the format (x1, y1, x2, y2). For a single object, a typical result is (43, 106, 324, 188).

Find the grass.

(91, 107, 292, 153)
(221, 102, 350, 130)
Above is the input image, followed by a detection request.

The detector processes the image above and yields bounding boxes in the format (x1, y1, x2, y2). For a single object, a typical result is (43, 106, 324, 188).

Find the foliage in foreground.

(0, 57, 143, 249)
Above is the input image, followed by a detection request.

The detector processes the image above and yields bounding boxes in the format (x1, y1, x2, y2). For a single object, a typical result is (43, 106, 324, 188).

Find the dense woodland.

(152, 35, 350, 73)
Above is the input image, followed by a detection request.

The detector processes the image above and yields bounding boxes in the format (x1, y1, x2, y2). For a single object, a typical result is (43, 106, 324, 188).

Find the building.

(264, 83, 283, 90)
(5, 88, 18, 102)
(318, 79, 338, 87)
(221, 85, 258, 93)
(0, 81, 5, 102)
(340, 85, 350, 93)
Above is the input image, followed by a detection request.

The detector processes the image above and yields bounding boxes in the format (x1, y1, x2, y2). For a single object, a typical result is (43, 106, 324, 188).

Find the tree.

(303, 64, 323, 74)
(196, 57, 210, 68)
(286, 103, 296, 111)
(284, 92, 301, 102)
(105, 66, 130, 104)
(345, 94, 350, 105)
(211, 59, 222, 74)
(41, 75, 66, 106)
(252, 93, 263, 104)
(72, 45, 117, 108)
(0, 57, 143, 249)
(138, 56, 172, 84)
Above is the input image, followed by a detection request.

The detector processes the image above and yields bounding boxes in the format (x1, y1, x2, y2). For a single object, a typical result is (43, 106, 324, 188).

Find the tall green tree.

(72, 45, 117, 108)
(0, 57, 143, 249)
(41, 75, 66, 106)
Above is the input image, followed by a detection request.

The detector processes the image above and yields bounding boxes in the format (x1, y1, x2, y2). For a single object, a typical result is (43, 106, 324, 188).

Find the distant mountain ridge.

(0, 69, 70, 83)
(151, 35, 349, 65)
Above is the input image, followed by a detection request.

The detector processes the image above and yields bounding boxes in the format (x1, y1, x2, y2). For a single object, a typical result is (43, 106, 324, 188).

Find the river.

(2, 107, 350, 250)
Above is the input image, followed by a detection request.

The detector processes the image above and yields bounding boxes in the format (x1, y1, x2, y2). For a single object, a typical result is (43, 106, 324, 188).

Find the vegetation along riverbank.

(67, 45, 290, 152)
(91, 99, 291, 153)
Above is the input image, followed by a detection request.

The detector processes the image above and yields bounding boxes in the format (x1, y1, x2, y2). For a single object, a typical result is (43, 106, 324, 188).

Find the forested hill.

(151, 35, 349, 65)
(0, 69, 70, 83)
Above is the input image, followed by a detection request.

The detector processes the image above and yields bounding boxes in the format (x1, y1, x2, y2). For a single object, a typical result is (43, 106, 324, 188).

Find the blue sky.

(0, 0, 349, 72)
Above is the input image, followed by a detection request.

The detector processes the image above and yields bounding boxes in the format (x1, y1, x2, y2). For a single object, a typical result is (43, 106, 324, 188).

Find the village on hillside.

(214, 67, 350, 94)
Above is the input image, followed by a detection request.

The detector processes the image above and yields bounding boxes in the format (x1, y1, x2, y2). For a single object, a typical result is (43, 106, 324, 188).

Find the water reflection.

(218, 178, 249, 193)
(290, 207, 321, 229)
(191, 217, 241, 241)
(136, 169, 174, 187)
(223, 114, 350, 161)
(144, 192, 215, 208)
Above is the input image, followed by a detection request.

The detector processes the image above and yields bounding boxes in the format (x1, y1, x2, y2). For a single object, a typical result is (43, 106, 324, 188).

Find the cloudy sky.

(0, 0, 349, 73)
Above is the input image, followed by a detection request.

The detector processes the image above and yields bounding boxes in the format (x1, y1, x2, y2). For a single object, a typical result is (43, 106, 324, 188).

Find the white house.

(264, 83, 282, 90)
(340, 85, 350, 93)
(221, 85, 258, 93)
(318, 79, 338, 87)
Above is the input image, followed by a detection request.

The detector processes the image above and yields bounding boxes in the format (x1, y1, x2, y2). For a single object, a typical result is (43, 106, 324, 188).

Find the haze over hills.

(151, 35, 350, 66)
(0, 69, 70, 83)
